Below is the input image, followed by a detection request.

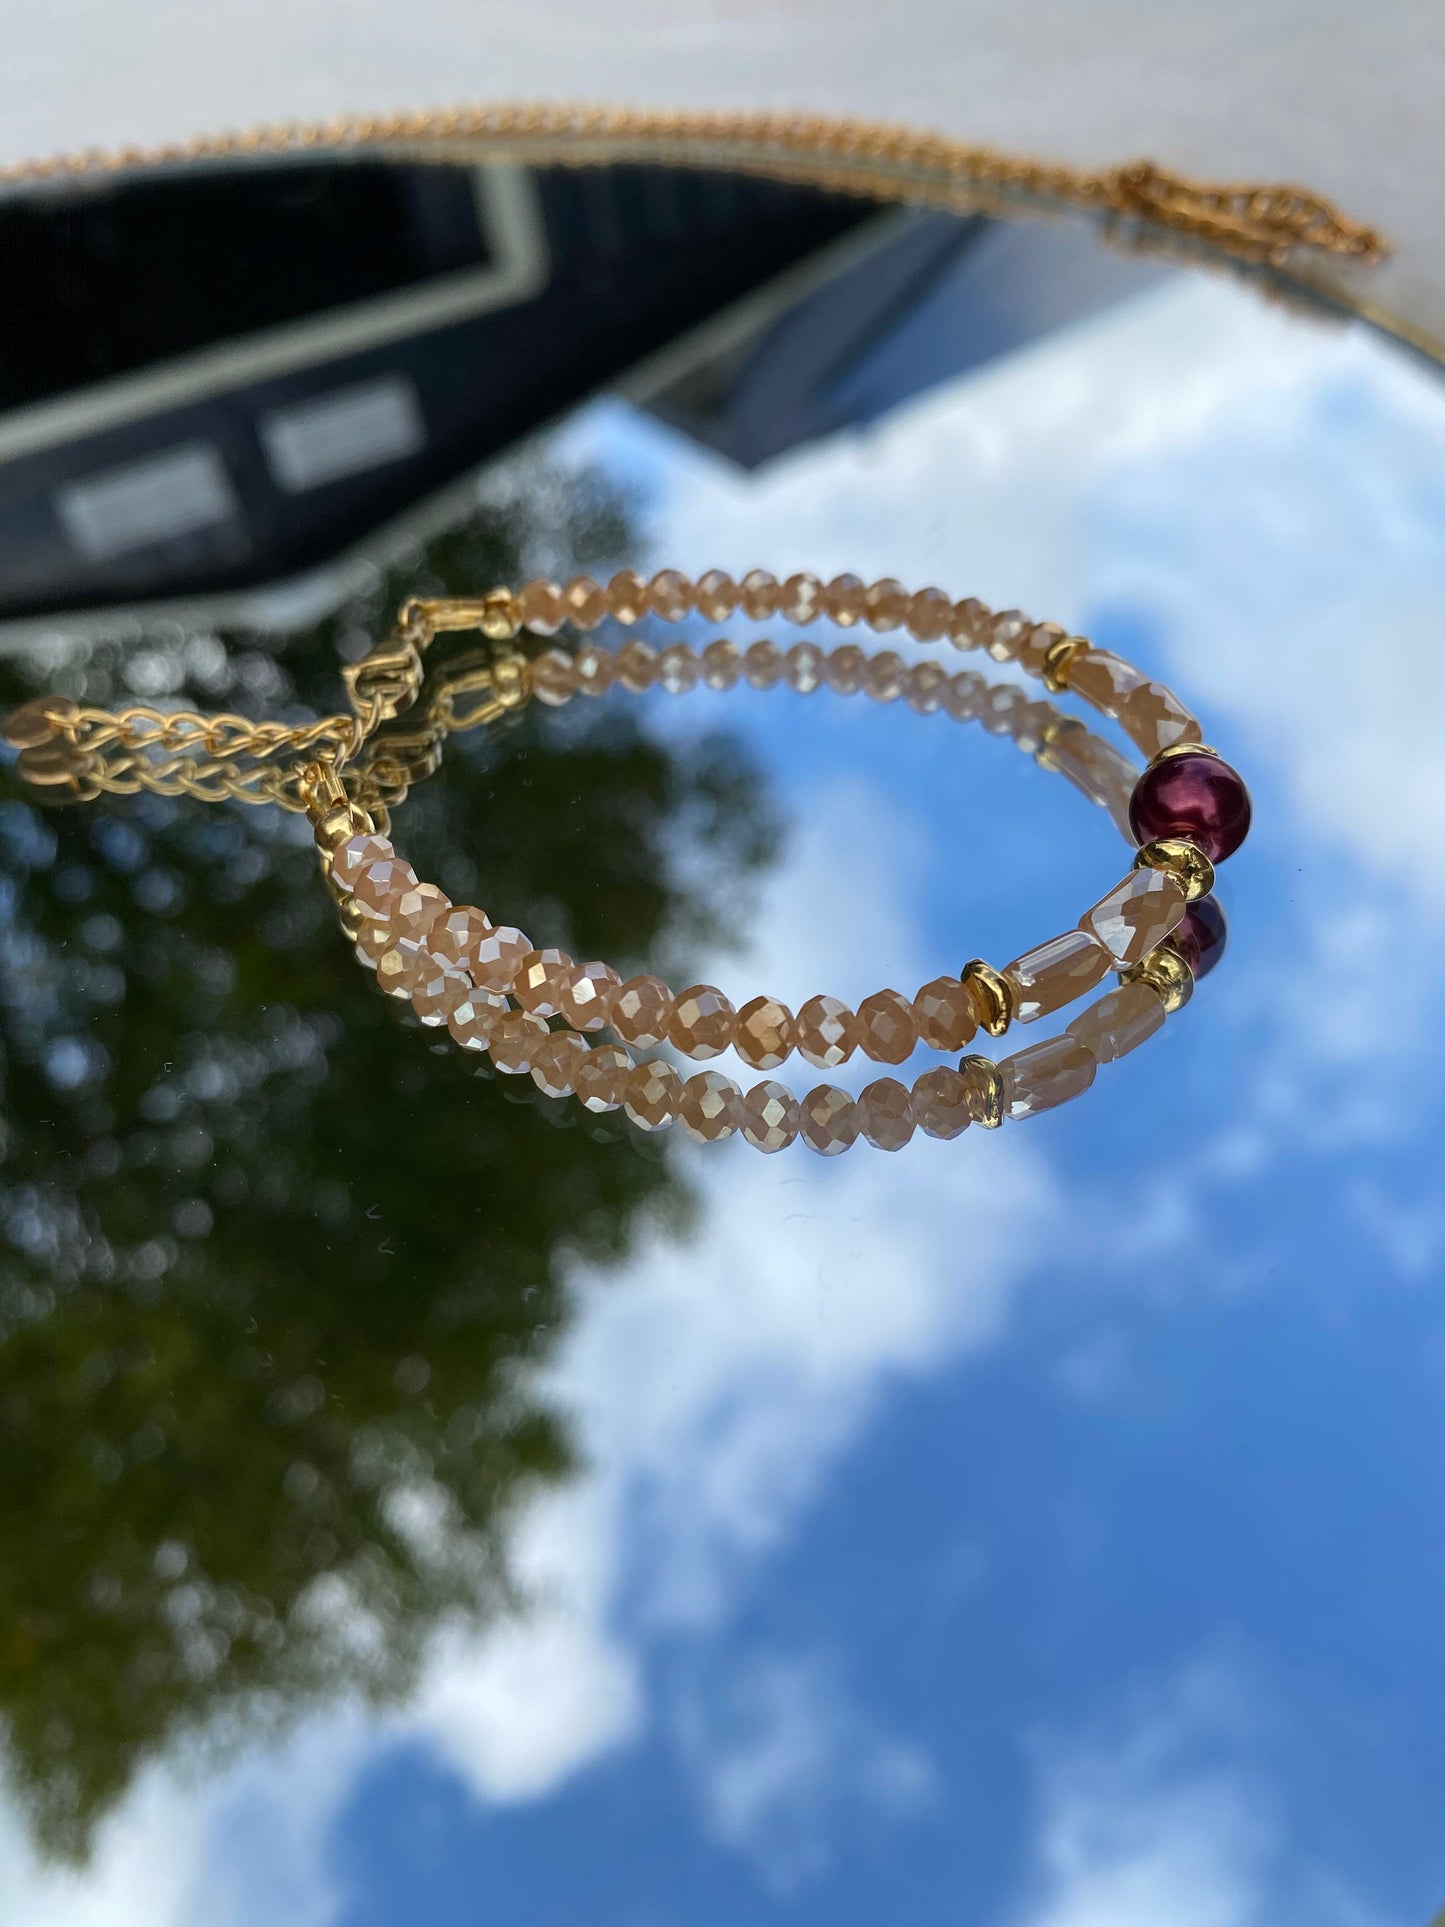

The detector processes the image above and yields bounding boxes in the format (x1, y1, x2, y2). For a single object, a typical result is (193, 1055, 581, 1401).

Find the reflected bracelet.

(309, 568, 1250, 1148)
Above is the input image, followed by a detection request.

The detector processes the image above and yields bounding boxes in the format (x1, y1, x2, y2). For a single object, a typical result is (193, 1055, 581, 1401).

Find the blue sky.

(10, 264, 1445, 1926)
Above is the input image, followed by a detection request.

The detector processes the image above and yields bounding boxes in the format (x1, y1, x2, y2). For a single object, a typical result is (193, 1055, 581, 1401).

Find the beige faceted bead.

(907, 660, 950, 713)
(574, 1043, 633, 1112)
(913, 977, 978, 1052)
(944, 671, 985, 721)
(824, 572, 867, 626)
(648, 569, 693, 622)
(1067, 981, 1167, 1063)
(530, 648, 577, 706)
(447, 988, 510, 1052)
(785, 640, 826, 692)
(411, 959, 469, 1027)
(353, 853, 418, 919)
(857, 988, 918, 1064)
(911, 1066, 972, 1140)
(741, 1079, 801, 1152)
(982, 684, 1025, 735)
(670, 983, 736, 1058)
(393, 881, 450, 944)
(657, 643, 699, 693)
(472, 924, 532, 993)
(695, 569, 739, 622)
(985, 610, 1029, 662)
(1004, 929, 1113, 1023)
(573, 644, 615, 696)
(331, 831, 393, 893)
(1010, 699, 1054, 753)
(560, 960, 620, 1033)
(1120, 681, 1204, 757)
(864, 650, 905, 702)
(531, 1028, 589, 1098)
(824, 644, 866, 695)
(679, 1070, 743, 1142)
(356, 916, 396, 963)
(518, 579, 565, 635)
(1000, 1034, 1096, 1119)
(781, 572, 825, 624)
(515, 947, 574, 1016)
(800, 1084, 860, 1155)
(624, 1059, 682, 1131)
(612, 974, 674, 1049)
(1016, 620, 1065, 677)
(949, 596, 990, 649)
(701, 639, 741, 689)
(375, 938, 428, 999)
(796, 993, 858, 1068)
(616, 640, 658, 692)
(736, 996, 795, 1069)
(740, 569, 780, 619)
(744, 639, 783, 688)
(907, 585, 952, 641)
(563, 575, 608, 630)
(429, 905, 494, 975)
(1064, 649, 1147, 717)
(1083, 869, 1187, 965)
(859, 1077, 915, 1151)
(607, 570, 648, 623)
(489, 1008, 551, 1076)
(864, 578, 907, 631)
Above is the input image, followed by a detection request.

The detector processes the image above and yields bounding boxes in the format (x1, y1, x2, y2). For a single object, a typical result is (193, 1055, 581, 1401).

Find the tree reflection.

(0, 464, 776, 1859)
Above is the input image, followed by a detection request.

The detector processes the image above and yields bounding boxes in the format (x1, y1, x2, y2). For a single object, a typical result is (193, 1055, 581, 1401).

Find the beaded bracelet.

(6, 568, 1249, 1154)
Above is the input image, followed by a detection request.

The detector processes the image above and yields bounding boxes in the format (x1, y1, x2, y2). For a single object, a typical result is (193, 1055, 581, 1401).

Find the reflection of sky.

(12, 273, 1445, 1927)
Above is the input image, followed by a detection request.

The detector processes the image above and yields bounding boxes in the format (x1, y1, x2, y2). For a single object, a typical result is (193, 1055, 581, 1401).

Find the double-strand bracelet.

(5, 567, 1250, 1154)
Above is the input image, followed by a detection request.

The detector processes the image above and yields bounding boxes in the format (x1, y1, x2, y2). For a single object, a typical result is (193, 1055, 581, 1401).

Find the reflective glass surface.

(2, 155, 1443, 1926)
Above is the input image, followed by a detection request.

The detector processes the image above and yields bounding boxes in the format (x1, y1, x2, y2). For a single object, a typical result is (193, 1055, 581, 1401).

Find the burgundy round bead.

(1165, 894, 1227, 980)
(1128, 752, 1252, 864)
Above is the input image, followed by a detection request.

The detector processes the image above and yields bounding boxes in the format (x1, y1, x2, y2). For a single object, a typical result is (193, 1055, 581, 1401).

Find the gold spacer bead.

(480, 589, 521, 641)
(1133, 837, 1215, 902)
(336, 895, 367, 940)
(958, 1054, 1005, 1128)
(1119, 945, 1194, 1014)
(1041, 634, 1087, 695)
(1151, 740, 1220, 767)
(960, 959, 1014, 1038)
(314, 802, 375, 854)
(490, 652, 532, 708)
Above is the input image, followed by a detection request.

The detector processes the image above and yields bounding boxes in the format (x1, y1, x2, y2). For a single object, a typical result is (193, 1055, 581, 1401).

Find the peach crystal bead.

(912, 977, 978, 1052)
(624, 1060, 682, 1131)
(1120, 681, 1203, 758)
(392, 881, 450, 943)
(530, 649, 576, 705)
(612, 975, 673, 1049)
(429, 906, 493, 974)
(607, 570, 648, 623)
(447, 988, 509, 1051)
(781, 572, 824, 623)
(864, 650, 905, 702)
(740, 569, 780, 619)
(801, 1084, 859, 1155)
(515, 947, 574, 1017)
(531, 1028, 589, 1098)
(985, 610, 1028, 662)
(1066, 981, 1166, 1063)
(518, 579, 564, 635)
(744, 639, 783, 688)
(489, 1009, 550, 1076)
(907, 586, 951, 641)
(785, 641, 825, 692)
(736, 996, 794, 1069)
(375, 939, 428, 999)
(573, 644, 614, 696)
(911, 1066, 972, 1140)
(1082, 869, 1187, 966)
(560, 961, 620, 1033)
(670, 983, 736, 1058)
(1063, 648, 1145, 715)
(574, 1044, 633, 1112)
(695, 569, 739, 621)
(857, 988, 918, 1064)
(945, 671, 985, 721)
(657, 644, 699, 693)
(331, 832, 393, 893)
(563, 576, 608, 629)
(950, 597, 989, 649)
(353, 853, 418, 919)
(411, 960, 469, 1027)
(616, 640, 657, 691)
(824, 645, 866, 695)
(796, 993, 858, 1068)
(864, 578, 907, 630)
(702, 639, 741, 688)
(741, 1080, 800, 1152)
(1004, 929, 1113, 1023)
(649, 570, 693, 621)
(1000, 1034, 1096, 1119)
(907, 661, 949, 713)
(679, 1070, 743, 1142)
(824, 573, 866, 625)
(472, 924, 532, 993)
(356, 916, 396, 963)
(859, 1077, 915, 1151)
(1016, 621, 1066, 677)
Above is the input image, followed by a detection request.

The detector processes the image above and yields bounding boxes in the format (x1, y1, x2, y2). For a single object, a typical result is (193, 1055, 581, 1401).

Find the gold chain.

(0, 103, 1387, 270)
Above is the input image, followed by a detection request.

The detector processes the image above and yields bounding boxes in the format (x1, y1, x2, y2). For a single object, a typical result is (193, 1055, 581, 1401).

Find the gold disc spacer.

(1133, 837, 1215, 902)
(1041, 634, 1087, 694)
(1119, 945, 1194, 1014)
(960, 959, 1014, 1037)
(958, 1054, 1005, 1128)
